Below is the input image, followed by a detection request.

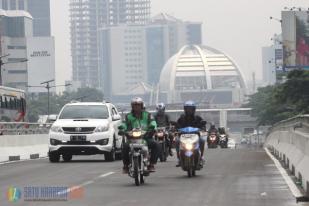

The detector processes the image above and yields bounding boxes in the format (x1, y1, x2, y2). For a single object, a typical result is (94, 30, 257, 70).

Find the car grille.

(62, 127, 96, 134)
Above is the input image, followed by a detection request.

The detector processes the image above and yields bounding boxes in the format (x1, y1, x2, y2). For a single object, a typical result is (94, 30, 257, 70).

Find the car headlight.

(50, 126, 63, 133)
(94, 125, 109, 133)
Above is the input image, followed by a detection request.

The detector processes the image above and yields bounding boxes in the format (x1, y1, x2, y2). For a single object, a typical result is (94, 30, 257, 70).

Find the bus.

(0, 86, 26, 122)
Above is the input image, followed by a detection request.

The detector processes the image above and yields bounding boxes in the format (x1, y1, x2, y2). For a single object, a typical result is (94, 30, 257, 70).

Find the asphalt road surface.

(1, 146, 308, 206)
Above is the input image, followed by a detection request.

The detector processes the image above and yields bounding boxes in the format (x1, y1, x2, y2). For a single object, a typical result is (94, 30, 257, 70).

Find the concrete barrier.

(265, 115, 309, 196)
(0, 134, 49, 162)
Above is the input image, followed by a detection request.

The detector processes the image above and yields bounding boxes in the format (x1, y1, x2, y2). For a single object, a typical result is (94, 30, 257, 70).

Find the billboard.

(282, 11, 309, 69)
(26, 37, 55, 93)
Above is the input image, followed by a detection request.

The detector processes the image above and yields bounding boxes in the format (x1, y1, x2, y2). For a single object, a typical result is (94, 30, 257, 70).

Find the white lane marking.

(98, 172, 115, 178)
(264, 148, 302, 197)
(0, 157, 48, 165)
(57, 171, 115, 195)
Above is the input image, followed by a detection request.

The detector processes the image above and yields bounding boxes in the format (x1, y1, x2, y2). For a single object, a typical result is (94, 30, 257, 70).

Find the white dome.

(158, 45, 247, 105)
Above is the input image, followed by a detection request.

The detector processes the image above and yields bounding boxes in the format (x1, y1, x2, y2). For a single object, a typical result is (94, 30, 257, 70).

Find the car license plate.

(70, 135, 86, 141)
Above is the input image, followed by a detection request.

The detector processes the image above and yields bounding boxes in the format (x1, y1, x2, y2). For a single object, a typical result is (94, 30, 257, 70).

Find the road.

(0, 146, 308, 206)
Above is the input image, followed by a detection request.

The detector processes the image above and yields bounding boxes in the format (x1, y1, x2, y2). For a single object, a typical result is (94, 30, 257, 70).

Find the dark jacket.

(154, 113, 170, 127)
(176, 114, 205, 129)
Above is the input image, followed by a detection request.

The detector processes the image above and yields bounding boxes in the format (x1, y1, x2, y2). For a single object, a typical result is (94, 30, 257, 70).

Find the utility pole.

(40, 79, 55, 119)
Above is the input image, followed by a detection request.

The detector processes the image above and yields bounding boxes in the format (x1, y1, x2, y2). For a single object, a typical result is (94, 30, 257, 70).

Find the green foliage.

(26, 87, 104, 122)
(245, 70, 309, 125)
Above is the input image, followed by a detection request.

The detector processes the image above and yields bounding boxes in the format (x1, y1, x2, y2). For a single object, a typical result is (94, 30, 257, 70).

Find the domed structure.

(158, 45, 247, 106)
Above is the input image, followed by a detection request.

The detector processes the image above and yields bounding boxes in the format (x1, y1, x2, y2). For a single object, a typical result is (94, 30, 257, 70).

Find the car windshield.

(59, 105, 109, 119)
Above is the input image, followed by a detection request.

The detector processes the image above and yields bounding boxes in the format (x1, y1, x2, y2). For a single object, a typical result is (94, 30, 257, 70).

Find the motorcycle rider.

(120, 97, 158, 174)
(208, 122, 218, 134)
(208, 122, 219, 145)
(175, 101, 206, 167)
(218, 126, 229, 142)
(154, 103, 173, 156)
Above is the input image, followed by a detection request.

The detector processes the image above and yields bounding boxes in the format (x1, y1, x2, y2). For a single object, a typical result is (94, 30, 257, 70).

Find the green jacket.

(121, 111, 157, 132)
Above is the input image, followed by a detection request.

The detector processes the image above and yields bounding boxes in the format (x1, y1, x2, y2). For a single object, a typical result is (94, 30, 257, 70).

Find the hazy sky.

(50, 0, 309, 90)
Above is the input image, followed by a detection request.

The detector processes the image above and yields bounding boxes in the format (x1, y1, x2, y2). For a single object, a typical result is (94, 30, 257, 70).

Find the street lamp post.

(0, 54, 28, 86)
(27, 81, 72, 118)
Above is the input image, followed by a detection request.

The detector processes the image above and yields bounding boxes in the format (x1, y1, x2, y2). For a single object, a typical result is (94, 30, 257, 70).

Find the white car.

(48, 102, 123, 162)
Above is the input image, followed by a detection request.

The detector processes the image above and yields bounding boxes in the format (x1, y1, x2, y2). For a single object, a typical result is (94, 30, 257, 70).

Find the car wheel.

(49, 152, 60, 163)
(62, 154, 73, 162)
(105, 139, 116, 162)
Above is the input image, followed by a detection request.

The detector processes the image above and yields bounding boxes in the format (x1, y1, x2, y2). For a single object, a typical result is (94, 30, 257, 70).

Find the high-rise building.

(146, 13, 202, 84)
(70, 0, 150, 88)
(262, 34, 283, 86)
(0, 0, 51, 37)
(99, 14, 202, 101)
(0, 10, 55, 92)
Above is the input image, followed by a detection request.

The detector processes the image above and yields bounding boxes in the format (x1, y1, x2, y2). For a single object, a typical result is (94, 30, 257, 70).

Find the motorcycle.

(219, 134, 228, 148)
(178, 127, 203, 177)
(124, 128, 150, 186)
(155, 127, 169, 162)
(207, 132, 218, 148)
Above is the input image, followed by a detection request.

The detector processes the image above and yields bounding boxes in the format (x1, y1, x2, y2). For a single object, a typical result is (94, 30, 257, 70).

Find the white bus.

(0, 86, 26, 122)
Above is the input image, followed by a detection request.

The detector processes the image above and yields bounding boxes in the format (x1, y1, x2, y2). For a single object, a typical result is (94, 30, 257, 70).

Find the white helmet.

(156, 103, 165, 112)
(131, 97, 144, 107)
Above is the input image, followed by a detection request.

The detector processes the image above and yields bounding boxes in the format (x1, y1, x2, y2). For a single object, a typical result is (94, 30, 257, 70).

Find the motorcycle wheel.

(133, 157, 140, 186)
(140, 173, 144, 184)
(159, 144, 166, 162)
(187, 169, 192, 178)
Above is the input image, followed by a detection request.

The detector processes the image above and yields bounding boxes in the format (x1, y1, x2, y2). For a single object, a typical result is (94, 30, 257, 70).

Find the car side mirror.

(112, 114, 121, 121)
(48, 115, 58, 122)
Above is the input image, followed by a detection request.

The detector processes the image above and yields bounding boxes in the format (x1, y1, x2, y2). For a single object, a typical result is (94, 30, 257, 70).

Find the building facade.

(70, 0, 150, 89)
(0, 0, 51, 36)
(99, 13, 202, 102)
(262, 34, 283, 86)
(0, 10, 55, 92)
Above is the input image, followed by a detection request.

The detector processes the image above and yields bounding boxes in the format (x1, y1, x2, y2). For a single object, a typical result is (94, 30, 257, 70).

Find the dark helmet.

(156, 102, 165, 112)
(131, 97, 144, 108)
(184, 100, 196, 110)
(184, 100, 196, 115)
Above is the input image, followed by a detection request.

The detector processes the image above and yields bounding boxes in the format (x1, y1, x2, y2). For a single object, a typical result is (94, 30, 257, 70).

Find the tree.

(245, 70, 309, 125)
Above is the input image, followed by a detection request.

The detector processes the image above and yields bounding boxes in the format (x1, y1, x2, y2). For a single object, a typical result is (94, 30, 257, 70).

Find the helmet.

(131, 97, 144, 108)
(184, 100, 196, 110)
(184, 100, 196, 115)
(156, 103, 165, 112)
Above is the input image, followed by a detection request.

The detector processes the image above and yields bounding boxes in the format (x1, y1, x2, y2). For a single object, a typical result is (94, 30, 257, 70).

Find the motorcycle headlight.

(185, 143, 193, 150)
(132, 131, 142, 138)
(157, 132, 164, 137)
(50, 126, 63, 133)
(94, 125, 109, 133)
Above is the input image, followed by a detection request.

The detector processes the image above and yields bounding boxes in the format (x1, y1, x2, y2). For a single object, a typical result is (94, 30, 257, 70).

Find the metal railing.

(269, 114, 309, 134)
(0, 122, 52, 135)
